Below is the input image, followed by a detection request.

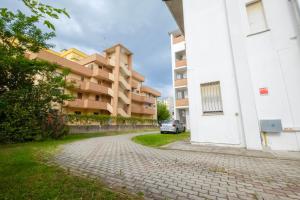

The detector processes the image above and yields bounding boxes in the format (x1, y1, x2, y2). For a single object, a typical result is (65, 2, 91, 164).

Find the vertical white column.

(224, 0, 262, 150)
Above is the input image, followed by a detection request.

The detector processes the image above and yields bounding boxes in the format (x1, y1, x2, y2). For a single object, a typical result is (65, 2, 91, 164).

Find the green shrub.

(67, 114, 158, 126)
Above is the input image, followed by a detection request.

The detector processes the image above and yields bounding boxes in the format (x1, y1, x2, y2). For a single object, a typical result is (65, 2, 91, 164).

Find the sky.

(3, 0, 178, 98)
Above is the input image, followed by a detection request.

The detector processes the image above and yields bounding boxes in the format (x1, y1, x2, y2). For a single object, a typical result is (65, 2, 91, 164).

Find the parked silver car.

(160, 120, 186, 134)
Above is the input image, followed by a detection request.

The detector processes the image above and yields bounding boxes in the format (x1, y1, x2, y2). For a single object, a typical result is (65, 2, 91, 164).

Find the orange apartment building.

(29, 44, 161, 119)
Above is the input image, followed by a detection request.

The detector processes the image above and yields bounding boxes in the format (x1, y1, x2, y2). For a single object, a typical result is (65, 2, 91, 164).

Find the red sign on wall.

(259, 88, 269, 95)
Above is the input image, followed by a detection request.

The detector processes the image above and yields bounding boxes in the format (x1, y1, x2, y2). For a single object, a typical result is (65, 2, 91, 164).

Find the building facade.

(29, 44, 160, 119)
(165, 0, 300, 151)
(159, 96, 175, 118)
(169, 31, 190, 129)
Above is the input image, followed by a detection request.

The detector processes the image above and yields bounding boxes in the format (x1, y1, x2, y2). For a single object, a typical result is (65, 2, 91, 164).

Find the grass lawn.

(132, 132, 190, 148)
(0, 129, 157, 200)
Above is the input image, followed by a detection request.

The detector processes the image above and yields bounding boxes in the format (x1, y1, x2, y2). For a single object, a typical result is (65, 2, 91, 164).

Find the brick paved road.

(54, 133, 300, 200)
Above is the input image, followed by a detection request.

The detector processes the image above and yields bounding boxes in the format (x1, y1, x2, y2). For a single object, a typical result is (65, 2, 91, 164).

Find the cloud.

(4, 0, 178, 98)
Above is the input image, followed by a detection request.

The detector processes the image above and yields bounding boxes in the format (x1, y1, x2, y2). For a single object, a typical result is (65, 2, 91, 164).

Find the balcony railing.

(175, 78, 187, 87)
(175, 59, 187, 68)
(118, 107, 129, 117)
(131, 93, 155, 104)
(65, 99, 85, 108)
(65, 99, 113, 113)
(173, 35, 185, 44)
(132, 80, 139, 88)
(140, 86, 161, 97)
(131, 105, 156, 115)
(93, 68, 114, 82)
(85, 100, 107, 110)
(118, 91, 130, 105)
(67, 79, 113, 96)
(132, 70, 145, 82)
(120, 64, 131, 77)
(119, 76, 131, 90)
(176, 98, 189, 107)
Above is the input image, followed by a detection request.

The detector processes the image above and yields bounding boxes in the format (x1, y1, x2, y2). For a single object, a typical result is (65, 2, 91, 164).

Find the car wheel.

(160, 131, 164, 134)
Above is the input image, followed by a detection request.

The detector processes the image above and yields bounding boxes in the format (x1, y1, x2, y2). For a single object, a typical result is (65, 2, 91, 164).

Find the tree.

(1, 0, 69, 30)
(0, 6, 71, 143)
(157, 102, 171, 123)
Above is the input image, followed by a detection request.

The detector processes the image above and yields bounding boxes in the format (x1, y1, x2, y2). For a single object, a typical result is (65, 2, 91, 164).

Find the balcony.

(120, 64, 131, 77)
(173, 35, 185, 44)
(118, 108, 129, 117)
(176, 98, 189, 107)
(67, 79, 113, 96)
(118, 91, 130, 105)
(65, 99, 113, 113)
(93, 68, 114, 82)
(175, 78, 187, 87)
(67, 79, 86, 91)
(32, 50, 93, 77)
(78, 53, 114, 69)
(175, 59, 187, 68)
(131, 93, 155, 104)
(85, 100, 107, 110)
(132, 80, 139, 89)
(65, 99, 85, 108)
(132, 70, 145, 82)
(140, 86, 161, 97)
(119, 76, 131, 90)
(131, 105, 156, 115)
(85, 82, 114, 96)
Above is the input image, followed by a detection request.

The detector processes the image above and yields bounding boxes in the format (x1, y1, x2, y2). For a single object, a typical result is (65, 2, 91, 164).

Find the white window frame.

(246, 0, 269, 36)
(200, 81, 223, 115)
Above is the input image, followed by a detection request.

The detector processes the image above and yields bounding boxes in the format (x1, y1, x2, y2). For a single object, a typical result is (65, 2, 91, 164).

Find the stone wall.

(68, 125, 159, 134)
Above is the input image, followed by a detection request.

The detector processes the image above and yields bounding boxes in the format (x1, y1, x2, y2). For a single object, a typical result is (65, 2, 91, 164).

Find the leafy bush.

(0, 10, 71, 143)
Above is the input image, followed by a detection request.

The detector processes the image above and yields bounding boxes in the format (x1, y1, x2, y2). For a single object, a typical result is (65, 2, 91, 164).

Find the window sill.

(247, 29, 270, 37)
(202, 112, 224, 116)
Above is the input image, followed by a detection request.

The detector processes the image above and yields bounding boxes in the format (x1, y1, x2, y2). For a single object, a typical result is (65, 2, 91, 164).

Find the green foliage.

(132, 132, 190, 148)
(1, 0, 69, 31)
(67, 114, 158, 126)
(157, 101, 171, 122)
(0, 7, 71, 143)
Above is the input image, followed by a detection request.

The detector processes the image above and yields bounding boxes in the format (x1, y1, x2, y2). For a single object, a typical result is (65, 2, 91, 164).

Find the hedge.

(67, 114, 158, 126)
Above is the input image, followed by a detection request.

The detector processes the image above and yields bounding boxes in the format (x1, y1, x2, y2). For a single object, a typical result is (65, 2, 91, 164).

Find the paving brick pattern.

(54, 133, 300, 200)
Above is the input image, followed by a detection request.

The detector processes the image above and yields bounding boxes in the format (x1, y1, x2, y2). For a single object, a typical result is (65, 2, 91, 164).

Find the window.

(177, 90, 188, 99)
(75, 111, 81, 115)
(94, 112, 99, 115)
(175, 50, 186, 61)
(95, 95, 100, 101)
(246, 0, 268, 34)
(200, 81, 223, 114)
(80, 76, 84, 81)
(77, 93, 83, 99)
(176, 73, 187, 80)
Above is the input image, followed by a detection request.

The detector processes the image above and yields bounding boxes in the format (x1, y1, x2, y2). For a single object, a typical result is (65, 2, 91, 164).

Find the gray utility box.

(260, 120, 282, 133)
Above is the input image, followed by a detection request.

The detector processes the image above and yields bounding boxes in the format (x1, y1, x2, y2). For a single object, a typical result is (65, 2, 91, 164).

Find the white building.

(169, 31, 190, 130)
(164, 0, 300, 151)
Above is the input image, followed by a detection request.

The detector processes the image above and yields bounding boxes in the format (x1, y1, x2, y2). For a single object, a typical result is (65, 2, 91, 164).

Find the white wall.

(177, 0, 300, 151)
(242, 0, 300, 151)
(183, 0, 255, 147)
